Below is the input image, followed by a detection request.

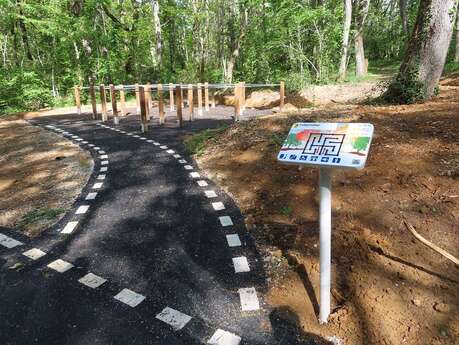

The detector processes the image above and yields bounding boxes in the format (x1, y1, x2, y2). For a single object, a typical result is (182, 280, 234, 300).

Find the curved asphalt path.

(0, 112, 279, 345)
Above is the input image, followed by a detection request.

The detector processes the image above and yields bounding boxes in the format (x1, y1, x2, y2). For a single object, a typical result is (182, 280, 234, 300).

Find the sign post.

(278, 122, 374, 324)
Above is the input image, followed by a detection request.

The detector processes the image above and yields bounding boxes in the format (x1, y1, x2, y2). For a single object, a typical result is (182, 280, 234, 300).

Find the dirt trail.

(195, 79, 459, 345)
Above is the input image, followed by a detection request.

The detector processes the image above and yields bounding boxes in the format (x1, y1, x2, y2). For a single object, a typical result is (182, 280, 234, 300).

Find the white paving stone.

(173, 154, 181, 158)
(208, 329, 241, 345)
(100, 154, 108, 159)
(82, 141, 88, 144)
(178, 159, 187, 164)
(98, 150, 105, 154)
(114, 288, 145, 307)
(79, 273, 107, 288)
(205, 190, 218, 198)
(226, 234, 242, 247)
(101, 160, 109, 165)
(93, 182, 103, 189)
(190, 172, 200, 178)
(75, 205, 90, 215)
(212, 202, 225, 211)
(0, 234, 23, 248)
(100, 167, 108, 172)
(219, 216, 233, 227)
(88, 144, 95, 147)
(197, 180, 208, 187)
(97, 174, 106, 180)
(22, 248, 47, 260)
(160, 145, 168, 149)
(166, 149, 175, 154)
(133, 135, 140, 138)
(155, 307, 192, 331)
(76, 138, 83, 141)
(61, 221, 78, 234)
(232, 256, 250, 273)
(184, 165, 193, 170)
(47, 259, 74, 273)
(85, 192, 98, 200)
(238, 287, 260, 311)
(147, 140, 154, 143)
(94, 147, 101, 150)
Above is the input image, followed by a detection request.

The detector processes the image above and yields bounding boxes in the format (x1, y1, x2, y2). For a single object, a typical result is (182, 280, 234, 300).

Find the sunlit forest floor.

(195, 75, 459, 345)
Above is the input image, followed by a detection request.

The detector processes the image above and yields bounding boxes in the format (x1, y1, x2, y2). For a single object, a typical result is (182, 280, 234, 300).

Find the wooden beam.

(176, 84, 183, 127)
(74, 86, 81, 115)
(100, 84, 107, 122)
(240, 82, 245, 115)
(158, 84, 165, 125)
(89, 85, 97, 120)
(204, 82, 209, 111)
(234, 84, 240, 122)
(211, 89, 216, 108)
(188, 84, 194, 121)
(169, 83, 174, 111)
(280, 81, 285, 111)
(135, 83, 140, 114)
(119, 85, 126, 116)
(146, 82, 152, 120)
(197, 83, 203, 116)
(110, 84, 119, 125)
(139, 85, 148, 132)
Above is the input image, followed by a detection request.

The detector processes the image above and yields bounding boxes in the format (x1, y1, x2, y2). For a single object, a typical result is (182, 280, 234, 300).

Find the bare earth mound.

(195, 80, 459, 345)
(0, 118, 92, 237)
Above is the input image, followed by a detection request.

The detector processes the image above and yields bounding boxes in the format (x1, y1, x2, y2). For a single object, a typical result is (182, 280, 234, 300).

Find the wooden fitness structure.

(74, 82, 285, 133)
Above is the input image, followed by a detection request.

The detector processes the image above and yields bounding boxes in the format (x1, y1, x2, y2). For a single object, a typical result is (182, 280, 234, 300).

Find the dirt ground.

(195, 78, 459, 345)
(0, 117, 92, 237)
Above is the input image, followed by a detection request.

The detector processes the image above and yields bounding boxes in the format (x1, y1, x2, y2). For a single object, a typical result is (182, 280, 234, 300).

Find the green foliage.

(381, 65, 426, 104)
(17, 208, 66, 228)
(352, 136, 370, 152)
(185, 125, 229, 156)
(280, 206, 293, 216)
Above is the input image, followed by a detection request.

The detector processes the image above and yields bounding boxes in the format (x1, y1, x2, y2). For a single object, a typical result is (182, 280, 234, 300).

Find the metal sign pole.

(319, 167, 331, 324)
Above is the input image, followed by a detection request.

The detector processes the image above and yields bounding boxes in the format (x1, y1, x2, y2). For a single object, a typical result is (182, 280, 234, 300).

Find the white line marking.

(197, 180, 208, 187)
(219, 216, 233, 227)
(238, 287, 260, 311)
(101, 160, 109, 165)
(100, 154, 108, 159)
(47, 259, 74, 273)
(160, 145, 168, 149)
(140, 137, 147, 140)
(79, 273, 107, 288)
(173, 154, 181, 158)
(205, 190, 218, 198)
(212, 202, 225, 211)
(100, 167, 108, 172)
(156, 307, 192, 331)
(226, 234, 242, 247)
(166, 149, 175, 154)
(153, 142, 160, 146)
(0, 234, 23, 248)
(208, 329, 241, 345)
(184, 165, 193, 170)
(97, 174, 106, 180)
(61, 221, 78, 234)
(147, 140, 154, 143)
(98, 150, 105, 154)
(71, 136, 79, 139)
(94, 147, 101, 150)
(93, 182, 103, 189)
(133, 135, 140, 138)
(190, 172, 200, 178)
(114, 288, 145, 307)
(88, 144, 95, 147)
(22, 248, 47, 260)
(232, 256, 250, 273)
(76, 138, 83, 141)
(178, 159, 187, 164)
(85, 192, 98, 200)
(75, 205, 90, 215)
(82, 141, 88, 144)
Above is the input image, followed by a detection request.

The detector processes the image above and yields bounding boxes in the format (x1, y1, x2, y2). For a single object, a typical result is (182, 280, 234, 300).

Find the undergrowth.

(17, 208, 67, 228)
(185, 125, 229, 155)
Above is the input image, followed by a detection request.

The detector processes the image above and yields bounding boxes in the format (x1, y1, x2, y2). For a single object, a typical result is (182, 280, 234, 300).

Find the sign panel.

(277, 122, 374, 169)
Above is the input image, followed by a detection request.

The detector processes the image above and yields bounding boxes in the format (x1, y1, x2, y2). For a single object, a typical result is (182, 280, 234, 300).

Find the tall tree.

(384, 0, 458, 103)
(354, 0, 370, 77)
(398, 0, 408, 32)
(151, 0, 163, 67)
(338, 0, 352, 81)
(456, 5, 459, 62)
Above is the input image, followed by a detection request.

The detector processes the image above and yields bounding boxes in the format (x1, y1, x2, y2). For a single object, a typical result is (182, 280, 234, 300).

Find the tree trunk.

(354, 0, 370, 78)
(225, 5, 247, 83)
(151, 0, 163, 66)
(385, 0, 458, 103)
(398, 0, 408, 33)
(456, 5, 459, 62)
(338, 0, 352, 81)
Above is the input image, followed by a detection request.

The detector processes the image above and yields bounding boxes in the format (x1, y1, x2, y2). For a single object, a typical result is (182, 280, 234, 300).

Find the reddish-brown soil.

(0, 117, 92, 236)
(195, 79, 459, 345)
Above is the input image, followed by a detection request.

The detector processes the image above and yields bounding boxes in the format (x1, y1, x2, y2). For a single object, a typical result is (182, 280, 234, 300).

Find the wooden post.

(180, 85, 184, 109)
(187, 84, 194, 121)
(197, 83, 203, 116)
(119, 85, 126, 116)
(158, 84, 165, 125)
(204, 82, 209, 111)
(280, 81, 285, 111)
(239, 82, 245, 115)
(139, 86, 148, 132)
(89, 85, 97, 119)
(146, 82, 152, 120)
(242, 82, 246, 112)
(74, 86, 81, 115)
(176, 84, 183, 127)
(211, 90, 216, 108)
(100, 84, 107, 122)
(135, 83, 140, 114)
(234, 84, 240, 122)
(110, 84, 119, 125)
(169, 83, 175, 111)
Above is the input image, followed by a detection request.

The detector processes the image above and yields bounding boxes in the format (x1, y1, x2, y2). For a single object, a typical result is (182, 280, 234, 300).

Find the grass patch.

(184, 125, 229, 155)
(444, 61, 459, 75)
(280, 206, 293, 216)
(17, 208, 67, 228)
